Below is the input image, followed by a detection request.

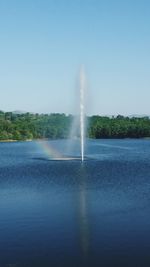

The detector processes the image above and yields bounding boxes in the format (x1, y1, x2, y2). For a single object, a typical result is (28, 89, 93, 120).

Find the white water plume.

(67, 66, 87, 161)
(80, 66, 86, 162)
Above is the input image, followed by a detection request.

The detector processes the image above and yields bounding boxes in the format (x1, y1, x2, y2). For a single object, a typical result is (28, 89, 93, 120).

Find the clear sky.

(0, 0, 150, 115)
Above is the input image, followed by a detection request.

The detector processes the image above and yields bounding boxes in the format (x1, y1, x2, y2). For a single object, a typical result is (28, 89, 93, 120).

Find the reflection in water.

(78, 164, 90, 265)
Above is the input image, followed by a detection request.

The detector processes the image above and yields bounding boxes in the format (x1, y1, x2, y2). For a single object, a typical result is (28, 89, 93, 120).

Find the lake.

(0, 139, 150, 267)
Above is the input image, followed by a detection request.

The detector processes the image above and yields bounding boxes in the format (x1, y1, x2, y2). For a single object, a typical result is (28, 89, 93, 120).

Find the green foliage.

(0, 112, 72, 140)
(88, 115, 150, 138)
(0, 111, 150, 140)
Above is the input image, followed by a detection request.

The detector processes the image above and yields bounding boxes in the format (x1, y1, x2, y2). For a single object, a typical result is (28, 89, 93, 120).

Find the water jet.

(79, 66, 86, 162)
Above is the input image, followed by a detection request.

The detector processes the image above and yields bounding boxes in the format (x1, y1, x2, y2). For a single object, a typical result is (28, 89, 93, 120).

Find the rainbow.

(35, 140, 80, 161)
(36, 140, 63, 160)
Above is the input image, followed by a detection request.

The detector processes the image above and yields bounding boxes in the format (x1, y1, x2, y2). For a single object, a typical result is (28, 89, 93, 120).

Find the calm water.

(0, 139, 150, 267)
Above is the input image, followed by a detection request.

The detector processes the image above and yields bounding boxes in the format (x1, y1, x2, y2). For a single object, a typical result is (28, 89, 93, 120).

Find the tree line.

(0, 111, 150, 140)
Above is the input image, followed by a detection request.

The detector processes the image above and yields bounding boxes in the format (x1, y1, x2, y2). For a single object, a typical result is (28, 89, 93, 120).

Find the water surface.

(0, 139, 150, 267)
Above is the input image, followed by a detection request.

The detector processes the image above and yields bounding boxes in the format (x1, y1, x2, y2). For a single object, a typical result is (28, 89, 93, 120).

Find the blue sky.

(0, 0, 150, 115)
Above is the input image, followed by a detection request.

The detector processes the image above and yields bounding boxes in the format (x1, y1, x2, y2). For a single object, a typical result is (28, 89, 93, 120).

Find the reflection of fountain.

(77, 165, 90, 265)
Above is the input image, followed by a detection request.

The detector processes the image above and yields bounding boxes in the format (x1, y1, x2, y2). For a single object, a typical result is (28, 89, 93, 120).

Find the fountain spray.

(80, 66, 86, 162)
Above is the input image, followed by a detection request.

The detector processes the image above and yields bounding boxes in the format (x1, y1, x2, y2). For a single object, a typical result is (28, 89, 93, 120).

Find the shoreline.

(0, 139, 33, 143)
(1, 137, 150, 143)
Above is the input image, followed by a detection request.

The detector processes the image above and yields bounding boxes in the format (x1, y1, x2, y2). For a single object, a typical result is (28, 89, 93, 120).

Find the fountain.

(66, 65, 87, 162)
(38, 66, 87, 162)
(80, 66, 86, 162)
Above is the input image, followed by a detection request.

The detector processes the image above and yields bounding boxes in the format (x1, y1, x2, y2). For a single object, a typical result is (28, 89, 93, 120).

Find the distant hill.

(12, 110, 27, 114)
(129, 114, 150, 118)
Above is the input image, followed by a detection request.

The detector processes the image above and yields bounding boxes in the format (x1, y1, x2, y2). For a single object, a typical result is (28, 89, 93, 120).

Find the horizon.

(1, 109, 150, 118)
